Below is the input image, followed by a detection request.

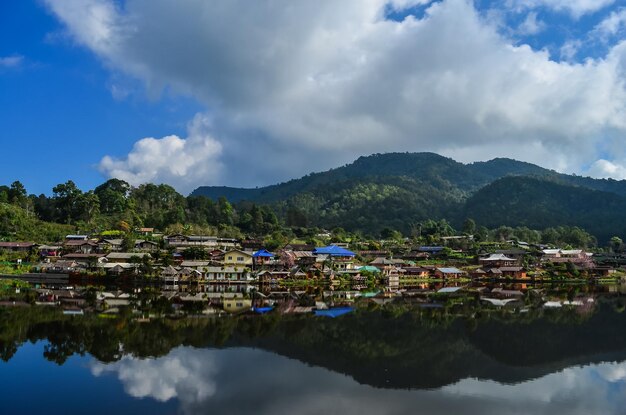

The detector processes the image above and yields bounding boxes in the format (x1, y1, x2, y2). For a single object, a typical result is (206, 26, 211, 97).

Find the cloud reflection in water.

(90, 347, 626, 415)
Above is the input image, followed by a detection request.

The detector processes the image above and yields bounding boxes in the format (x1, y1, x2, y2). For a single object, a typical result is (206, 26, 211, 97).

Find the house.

(105, 252, 152, 263)
(64, 240, 98, 254)
(135, 239, 159, 252)
(542, 249, 593, 266)
(252, 249, 275, 269)
(65, 235, 89, 241)
(97, 238, 123, 253)
(499, 266, 527, 279)
(280, 250, 316, 268)
(62, 253, 106, 268)
(257, 270, 290, 283)
(418, 246, 445, 255)
(180, 260, 211, 270)
(41, 260, 80, 273)
(160, 265, 179, 288)
(402, 267, 431, 278)
(102, 263, 133, 275)
(434, 267, 466, 279)
(0, 242, 36, 252)
(479, 253, 517, 267)
(313, 245, 356, 270)
(223, 249, 253, 267)
(164, 234, 219, 249)
(38, 245, 61, 258)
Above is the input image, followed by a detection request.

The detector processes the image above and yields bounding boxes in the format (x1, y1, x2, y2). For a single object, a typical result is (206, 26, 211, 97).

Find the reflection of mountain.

(4, 302, 626, 391)
(237, 304, 626, 389)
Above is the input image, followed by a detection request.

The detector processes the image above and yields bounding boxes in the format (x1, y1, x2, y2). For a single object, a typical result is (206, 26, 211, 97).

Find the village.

(0, 230, 624, 317)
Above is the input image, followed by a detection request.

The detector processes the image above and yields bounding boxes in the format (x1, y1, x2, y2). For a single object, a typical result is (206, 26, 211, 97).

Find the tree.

(8, 181, 27, 206)
(76, 191, 100, 224)
(611, 236, 623, 253)
(462, 218, 476, 235)
(94, 179, 131, 214)
(52, 180, 83, 224)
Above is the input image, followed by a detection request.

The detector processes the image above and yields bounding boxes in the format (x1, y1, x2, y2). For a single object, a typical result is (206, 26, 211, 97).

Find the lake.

(2, 291, 626, 414)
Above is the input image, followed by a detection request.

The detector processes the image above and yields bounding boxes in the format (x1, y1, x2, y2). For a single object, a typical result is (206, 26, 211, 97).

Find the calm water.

(3, 297, 626, 414)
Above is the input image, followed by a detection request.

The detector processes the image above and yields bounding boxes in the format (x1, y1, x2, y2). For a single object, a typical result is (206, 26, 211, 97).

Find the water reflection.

(90, 346, 626, 415)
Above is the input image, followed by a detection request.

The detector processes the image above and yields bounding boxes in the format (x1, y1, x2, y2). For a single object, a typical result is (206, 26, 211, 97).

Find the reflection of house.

(434, 267, 466, 279)
(223, 297, 251, 313)
(205, 267, 250, 283)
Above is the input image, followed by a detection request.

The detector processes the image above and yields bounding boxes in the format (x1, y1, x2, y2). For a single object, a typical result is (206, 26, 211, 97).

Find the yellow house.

(223, 297, 252, 313)
(223, 249, 253, 267)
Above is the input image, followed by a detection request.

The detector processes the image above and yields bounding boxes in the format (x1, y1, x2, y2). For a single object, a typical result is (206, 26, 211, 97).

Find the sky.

(2, 0, 626, 195)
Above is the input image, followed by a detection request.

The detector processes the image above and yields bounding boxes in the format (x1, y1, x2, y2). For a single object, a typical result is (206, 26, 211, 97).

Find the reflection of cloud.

(91, 347, 217, 403)
(89, 346, 626, 415)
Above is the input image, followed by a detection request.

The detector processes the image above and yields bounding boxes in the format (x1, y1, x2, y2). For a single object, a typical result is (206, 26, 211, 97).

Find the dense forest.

(1, 152, 624, 246)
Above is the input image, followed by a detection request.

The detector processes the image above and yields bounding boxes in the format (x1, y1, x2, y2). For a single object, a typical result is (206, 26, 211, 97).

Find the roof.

(499, 266, 524, 272)
(64, 240, 97, 246)
(313, 245, 356, 257)
(358, 266, 381, 273)
(106, 252, 152, 259)
(101, 239, 123, 245)
(253, 249, 275, 258)
(437, 287, 463, 293)
(418, 246, 444, 253)
(436, 267, 465, 274)
(0, 242, 36, 248)
(180, 260, 210, 267)
(480, 253, 516, 261)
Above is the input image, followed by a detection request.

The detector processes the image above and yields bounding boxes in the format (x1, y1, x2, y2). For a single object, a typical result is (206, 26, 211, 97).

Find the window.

(237, 256, 244, 261)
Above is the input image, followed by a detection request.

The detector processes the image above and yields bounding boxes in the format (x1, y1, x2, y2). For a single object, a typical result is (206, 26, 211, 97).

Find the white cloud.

(91, 347, 218, 403)
(98, 113, 223, 193)
(0, 55, 24, 68)
(507, 0, 615, 17)
(517, 12, 545, 35)
(586, 159, 626, 179)
(44, 0, 626, 190)
(594, 8, 626, 39)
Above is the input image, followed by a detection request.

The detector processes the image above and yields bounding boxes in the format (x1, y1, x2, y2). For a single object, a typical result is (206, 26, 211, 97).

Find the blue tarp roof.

(418, 246, 444, 253)
(313, 245, 356, 257)
(253, 249, 275, 258)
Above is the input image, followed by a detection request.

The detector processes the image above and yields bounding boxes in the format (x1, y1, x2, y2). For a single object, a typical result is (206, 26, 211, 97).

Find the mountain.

(192, 152, 626, 241)
(192, 153, 553, 203)
(463, 176, 626, 242)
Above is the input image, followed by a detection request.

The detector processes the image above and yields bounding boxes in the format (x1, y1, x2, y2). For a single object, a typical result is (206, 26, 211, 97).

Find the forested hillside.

(2, 152, 626, 244)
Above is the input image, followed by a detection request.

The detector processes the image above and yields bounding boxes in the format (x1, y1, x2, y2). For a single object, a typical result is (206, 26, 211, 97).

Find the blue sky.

(2, 0, 626, 194)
